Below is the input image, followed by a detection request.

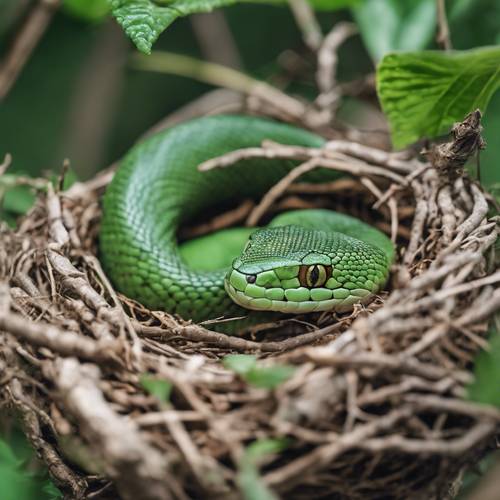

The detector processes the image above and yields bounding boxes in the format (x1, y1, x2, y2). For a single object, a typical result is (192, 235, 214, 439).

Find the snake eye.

(246, 274, 256, 283)
(299, 265, 329, 288)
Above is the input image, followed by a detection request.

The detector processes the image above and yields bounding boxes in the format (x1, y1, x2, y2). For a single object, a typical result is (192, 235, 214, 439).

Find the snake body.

(100, 115, 393, 330)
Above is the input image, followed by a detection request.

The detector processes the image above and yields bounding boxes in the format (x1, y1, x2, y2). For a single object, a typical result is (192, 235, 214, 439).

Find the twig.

(288, 0, 323, 51)
(199, 142, 406, 184)
(131, 51, 325, 127)
(436, 0, 452, 50)
(264, 407, 413, 486)
(0, 0, 60, 100)
(315, 22, 357, 114)
(429, 109, 485, 182)
(135, 320, 345, 353)
(55, 358, 174, 500)
(0, 153, 12, 175)
(180, 199, 254, 239)
(246, 159, 319, 225)
(0, 308, 124, 363)
(360, 177, 398, 243)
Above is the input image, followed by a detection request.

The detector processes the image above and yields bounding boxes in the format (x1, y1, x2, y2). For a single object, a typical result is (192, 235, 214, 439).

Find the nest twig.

(0, 106, 499, 499)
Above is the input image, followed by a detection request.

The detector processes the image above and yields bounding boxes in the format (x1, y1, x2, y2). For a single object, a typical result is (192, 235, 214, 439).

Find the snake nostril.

(246, 274, 256, 284)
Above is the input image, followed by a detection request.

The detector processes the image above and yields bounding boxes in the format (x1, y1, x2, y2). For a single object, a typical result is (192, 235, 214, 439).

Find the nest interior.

(0, 109, 499, 500)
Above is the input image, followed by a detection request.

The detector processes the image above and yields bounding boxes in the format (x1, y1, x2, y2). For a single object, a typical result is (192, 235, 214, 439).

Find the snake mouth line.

(224, 281, 376, 314)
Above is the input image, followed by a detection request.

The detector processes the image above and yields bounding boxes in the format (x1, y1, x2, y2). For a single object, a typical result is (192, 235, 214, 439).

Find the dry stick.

(402, 323, 451, 358)
(288, 0, 323, 51)
(264, 406, 413, 487)
(315, 22, 357, 112)
(199, 142, 406, 184)
(359, 421, 495, 454)
(296, 349, 469, 382)
(403, 174, 433, 266)
(246, 159, 319, 225)
(7, 377, 88, 497)
(0, 310, 124, 363)
(455, 288, 500, 327)
(0, 153, 12, 174)
(0, 0, 60, 100)
(448, 183, 489, 250)
(180, 199, 254, 239)
(135, 411, 205, 426)
(287, 178, 362, 194)
(47, 183, 70, 248)
(131, 51, 324, 127)
(373, 163, 431, 209)
(325, 140, 415, 173)
(436, 0, 452, 50)
(161, 413, 229, 494)
(83, 254, 143, 363)
(46, 249, 112, 315)
(437, 185, 457, 244)
(357, 376, 460, 407)
(404, 394, 500, 421)
(55, 358, 174, 500)
(136, 320, 346, 353)
(359, 177, 398, 243)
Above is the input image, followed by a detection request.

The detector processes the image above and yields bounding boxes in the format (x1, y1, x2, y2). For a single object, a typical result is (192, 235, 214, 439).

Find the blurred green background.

(1, 0, 499, 186)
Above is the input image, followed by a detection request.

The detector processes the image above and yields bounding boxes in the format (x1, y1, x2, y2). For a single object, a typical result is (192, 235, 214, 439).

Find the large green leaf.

(352, 0, 436, 61)
(109, 0, 358, 54)
(109, 0, 237, 54)
(377, 46, 500, 149)
(468, 329, 500, 407)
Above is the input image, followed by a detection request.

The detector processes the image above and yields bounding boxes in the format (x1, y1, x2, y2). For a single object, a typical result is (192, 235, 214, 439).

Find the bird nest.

(1, 109, 499, 500)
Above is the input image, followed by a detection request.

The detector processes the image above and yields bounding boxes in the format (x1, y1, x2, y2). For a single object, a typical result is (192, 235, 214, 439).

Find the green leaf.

(0, 435, 61, 500)
(244, 438, 289, 463)
(110, 0, 358, 54)
(63, 0, 110, 21)
(237, 439, 288, 500)
(223, 354, 257, 375)
(41, 481, 63, 500)
(468, 329, 500, 407)
(245, 365, 295, 389)
(0, 439, 23, 468)
(109, 0, 238, 54)
(140, 374, 172, 403)
(377, 46, 500, 149)
(2, 186, 35, 216)
(353, 0, 436, 61)
(223, 355, 294, 389)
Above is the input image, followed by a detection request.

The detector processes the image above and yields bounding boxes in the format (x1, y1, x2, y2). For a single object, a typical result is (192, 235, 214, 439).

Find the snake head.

(224, 225, 389, 314)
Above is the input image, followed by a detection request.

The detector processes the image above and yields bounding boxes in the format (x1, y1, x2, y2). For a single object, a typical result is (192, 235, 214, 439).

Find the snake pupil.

(310, 266, 319, 285)
(300, 264, 329, 288)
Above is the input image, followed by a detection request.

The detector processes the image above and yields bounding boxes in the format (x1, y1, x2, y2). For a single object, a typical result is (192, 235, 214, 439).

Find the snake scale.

(100, 115, 393, 332)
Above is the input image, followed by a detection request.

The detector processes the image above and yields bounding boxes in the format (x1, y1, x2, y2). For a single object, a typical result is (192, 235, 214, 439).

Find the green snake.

(100, 115, 393, 331)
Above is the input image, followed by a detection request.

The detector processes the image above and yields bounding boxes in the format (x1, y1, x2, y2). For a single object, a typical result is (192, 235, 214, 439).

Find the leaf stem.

(130, 51, 309, 121)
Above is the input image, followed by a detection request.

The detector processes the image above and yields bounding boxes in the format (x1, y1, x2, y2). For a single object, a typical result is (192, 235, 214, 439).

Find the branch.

(54, 358, 174, 500)
(288, 0, 323, 51)
(436, 0, 452, 50)
(0, 0, 60, 100)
